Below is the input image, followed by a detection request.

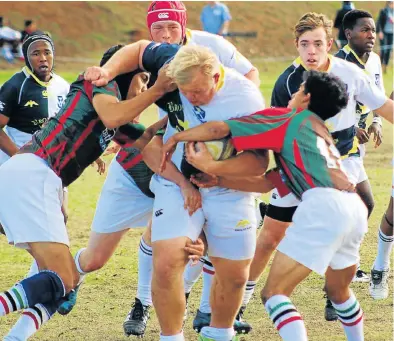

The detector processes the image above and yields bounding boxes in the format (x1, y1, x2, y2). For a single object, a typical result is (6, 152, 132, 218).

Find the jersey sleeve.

(225, 108, 291, 152)
(270, 75, 291, 107)
(221, 4, 232, 21)
(142, 42, 181, 74)
(0, 80, 18, 118)
(354, 68, 387, 111)
(114, 122, 146, 146)
(214, 37, 253, 75)
(91, 80, 121, 101)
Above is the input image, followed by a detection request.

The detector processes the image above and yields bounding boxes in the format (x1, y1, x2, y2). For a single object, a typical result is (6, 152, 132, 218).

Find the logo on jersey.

(42, 90, 48, 98)
(24, 100, 39, 108)
(0, 101, 5, 111)
(235, 219, 252, 231)
(375, 74, 380, 87)
(155, 209, 163, 217)
(57, 96, 65, 110)
(193, 106, 207, 123)
(158, 12, 169, 19)
(99, 128, 116, 151)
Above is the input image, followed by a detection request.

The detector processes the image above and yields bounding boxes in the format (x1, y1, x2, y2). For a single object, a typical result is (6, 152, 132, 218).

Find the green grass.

(0, 61, 393, 341)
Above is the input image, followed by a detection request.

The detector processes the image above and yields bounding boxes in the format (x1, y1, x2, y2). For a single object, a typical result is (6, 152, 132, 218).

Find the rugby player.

(0, 45, 189, 340)
(81, 1, 261, 336)
(233, 12, 392, 323)
(161, 69, 393, 341)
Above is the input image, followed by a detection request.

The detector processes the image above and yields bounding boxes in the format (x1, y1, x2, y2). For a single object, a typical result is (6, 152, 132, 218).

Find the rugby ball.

(195, 137, 235, 161)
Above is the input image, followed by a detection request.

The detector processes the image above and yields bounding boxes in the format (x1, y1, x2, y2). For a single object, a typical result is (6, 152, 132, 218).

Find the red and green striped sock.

(0, 284, 28, 316)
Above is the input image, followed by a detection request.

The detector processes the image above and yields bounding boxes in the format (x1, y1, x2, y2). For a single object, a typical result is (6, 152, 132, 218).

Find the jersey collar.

(215, 64, 225, 92)
(183, 28, 192, 45)
(343, 44, 368, 66)
(293, 55, 333, 73)
(23, 66, 53, 87)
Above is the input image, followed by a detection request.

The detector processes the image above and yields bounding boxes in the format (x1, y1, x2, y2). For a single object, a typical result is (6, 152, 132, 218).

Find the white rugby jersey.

(163, 66, 264, 171)
(336, 45, 385, 126)
(185, 29, 254, 77)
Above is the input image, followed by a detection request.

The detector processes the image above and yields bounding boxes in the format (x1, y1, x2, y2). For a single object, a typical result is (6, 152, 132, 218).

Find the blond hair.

(166, 45, 220, 85)
(294, 12, 333, 41)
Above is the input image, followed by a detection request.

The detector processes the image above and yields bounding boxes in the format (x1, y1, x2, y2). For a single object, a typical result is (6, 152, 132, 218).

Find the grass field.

(0, 60, 393, 341)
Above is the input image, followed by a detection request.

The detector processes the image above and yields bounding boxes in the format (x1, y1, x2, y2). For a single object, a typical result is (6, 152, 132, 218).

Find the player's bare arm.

(160, 121, 230, 171)
(132, 116, 168, 151)
(142, 136, 202, 215)
(244, 66, 260, 87)
(84, 40, 151, 86)
(0, 114, 19, 157)
(185, 142, 268, 177)
(374, 98, 394, 124)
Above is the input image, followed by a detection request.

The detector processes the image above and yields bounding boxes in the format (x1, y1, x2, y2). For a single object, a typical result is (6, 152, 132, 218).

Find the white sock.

(137, 237, 153, 306)
(4, 304, 50, 340)
(199, 258, 214, 314)
(200, 326, 234, 341)
(183, 258, 203, 294)
(26, 260, 39, 278)
(74, 248, 87, 285)
(265, 295, 307, 341)
(373, 227, 394, 271)
(242, 280, 257, 307)
(332, 292, 364, 341)
(160, 331, 184, 341)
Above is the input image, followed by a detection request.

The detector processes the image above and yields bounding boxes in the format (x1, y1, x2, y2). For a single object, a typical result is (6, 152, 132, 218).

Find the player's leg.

(0, 154, 76, 318)
(150, 177, 205, 339)
(199, 190, 256, 340)
(242, 190, 298, 311)
(370, 194, 393, 300)
(124, 222, 153, 337)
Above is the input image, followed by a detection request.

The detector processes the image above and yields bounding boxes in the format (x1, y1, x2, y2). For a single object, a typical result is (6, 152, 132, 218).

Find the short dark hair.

(343, 9, 373, 31)
(303, 70, 348, 121)
(100, 45, 136, 100)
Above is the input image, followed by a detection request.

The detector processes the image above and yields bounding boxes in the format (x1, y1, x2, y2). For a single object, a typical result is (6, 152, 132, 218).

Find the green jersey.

(226, 108, 354, 200)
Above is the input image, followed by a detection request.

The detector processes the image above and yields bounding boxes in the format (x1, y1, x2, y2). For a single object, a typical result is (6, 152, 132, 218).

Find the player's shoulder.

(275, 59, 303, 87)
(334, 48, 348, 60)
(331, 55, 363, 75)
(51, 73, 70, 89)
(369, 51, 382, 65)
(223, 67, 257, 90)
(3, 69, 28, 89)
(189, 29, 230, 47)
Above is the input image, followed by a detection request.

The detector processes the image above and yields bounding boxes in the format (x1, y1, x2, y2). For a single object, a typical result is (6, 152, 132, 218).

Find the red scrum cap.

(147, 1, 187, 40)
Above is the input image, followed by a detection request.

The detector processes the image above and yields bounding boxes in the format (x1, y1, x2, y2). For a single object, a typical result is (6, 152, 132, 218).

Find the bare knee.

(81, 253, 107, 273)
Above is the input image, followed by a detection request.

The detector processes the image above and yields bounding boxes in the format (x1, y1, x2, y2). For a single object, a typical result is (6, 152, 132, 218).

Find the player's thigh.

(92, 160, 154, 234)
(0, 153, 68, 249)
(257, 215, 292, 249)
(210, 256, 251, 285)
(203, 189, 257, 261)
(150, 176, 204, 242)
(277, 188, 353, 277)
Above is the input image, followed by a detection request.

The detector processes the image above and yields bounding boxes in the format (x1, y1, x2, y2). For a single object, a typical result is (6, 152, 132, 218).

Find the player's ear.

(326, 38, 334, 51)
(213, 72, 220, 83)
(294, 39, 299, 49)
(303, 92, 311, 105)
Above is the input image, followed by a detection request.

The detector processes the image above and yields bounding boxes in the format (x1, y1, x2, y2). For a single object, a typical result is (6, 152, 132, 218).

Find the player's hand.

(84, 66, 111, 87)
(190, 173, 219, 188)
(92, 157, 106, 175)
(103, 143, 121, 156)
(367, 122, 383, 148)
(185, 238, 205, 264)
(153, 64, 177, 94)
(185, 142, 214, 174)
(179, 180, 202, 216)
(160, 136, 178, 173)
(355, 127, 369, 144)
(378, 32, 384, 40)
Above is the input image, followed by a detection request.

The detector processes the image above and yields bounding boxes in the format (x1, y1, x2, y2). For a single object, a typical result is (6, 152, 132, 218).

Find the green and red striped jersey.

(20, 74, 145, 186)
(226, 108, 354, 199)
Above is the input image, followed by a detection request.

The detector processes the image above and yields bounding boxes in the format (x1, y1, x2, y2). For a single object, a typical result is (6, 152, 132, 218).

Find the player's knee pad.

(20, 270, 66, 307)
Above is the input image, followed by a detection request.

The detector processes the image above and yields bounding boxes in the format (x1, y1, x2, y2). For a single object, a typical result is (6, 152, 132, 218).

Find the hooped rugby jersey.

(271, 56, 387, 157)
(20, 74, 145, 187)
(0, 67, 69, 146)
(335, 45, 385, 129)
(226, 108, 354, 200)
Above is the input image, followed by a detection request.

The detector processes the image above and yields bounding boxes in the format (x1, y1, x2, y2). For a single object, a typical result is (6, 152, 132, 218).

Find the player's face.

(347, 18, 376, 54)
(178, 71, 218, 106)
(28, 41, 53, 82)
(151, 21, 183, 44)
(127, 72, 150, 99)
(287, 83, 309, 110)
(296, 27, 333, 71)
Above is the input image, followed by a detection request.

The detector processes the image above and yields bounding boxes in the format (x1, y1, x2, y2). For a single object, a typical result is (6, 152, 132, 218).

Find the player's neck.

(349, 43, 369, 63)
(317, 57, 330, 72)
